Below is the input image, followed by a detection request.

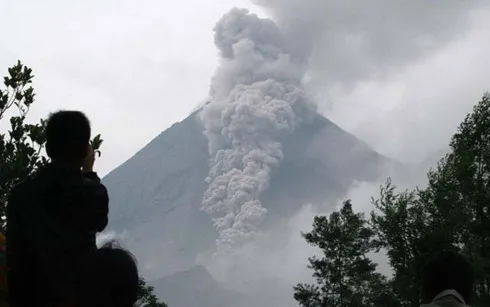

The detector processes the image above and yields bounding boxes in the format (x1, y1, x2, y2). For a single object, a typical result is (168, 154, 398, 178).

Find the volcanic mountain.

(102, 110, 388, 279)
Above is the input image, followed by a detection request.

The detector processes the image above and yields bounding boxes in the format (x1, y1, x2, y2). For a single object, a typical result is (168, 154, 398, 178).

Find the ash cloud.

(253, 0, 488, 90)
(199, 8, 316, 251)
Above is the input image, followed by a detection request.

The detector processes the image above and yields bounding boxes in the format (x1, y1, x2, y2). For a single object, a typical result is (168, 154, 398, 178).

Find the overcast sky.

(1, 0, 489, 176)
(0, 0, 263, 175)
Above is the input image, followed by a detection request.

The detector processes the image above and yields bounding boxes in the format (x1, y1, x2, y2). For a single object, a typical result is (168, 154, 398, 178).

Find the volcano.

(102, 110, 388, 277)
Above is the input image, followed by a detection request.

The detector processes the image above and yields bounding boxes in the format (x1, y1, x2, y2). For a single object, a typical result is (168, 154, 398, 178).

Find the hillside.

(151, 265, 249, 307)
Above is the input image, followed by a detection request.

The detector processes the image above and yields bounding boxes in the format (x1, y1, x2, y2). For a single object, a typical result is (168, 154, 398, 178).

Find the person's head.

(77, 241, 139, 307)
(46, 110, 91, 165)
(420, 250, 474, 304)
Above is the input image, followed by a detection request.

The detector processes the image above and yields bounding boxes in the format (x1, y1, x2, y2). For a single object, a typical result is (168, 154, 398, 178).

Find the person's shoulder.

(10, 165, 51, 197)
(8, 179, 35, 210)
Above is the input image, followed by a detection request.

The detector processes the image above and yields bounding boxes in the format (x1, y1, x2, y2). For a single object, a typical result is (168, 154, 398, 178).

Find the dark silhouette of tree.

(136, 277, 167, 307)
(295, 201, 395, 307)
(297, 93, 490, 307)
(0, 60, 47, 232)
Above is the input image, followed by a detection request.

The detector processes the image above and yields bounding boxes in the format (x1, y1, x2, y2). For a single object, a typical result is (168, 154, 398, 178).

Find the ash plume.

(253, 0, 488, 90)
(199, 8, 316, 251)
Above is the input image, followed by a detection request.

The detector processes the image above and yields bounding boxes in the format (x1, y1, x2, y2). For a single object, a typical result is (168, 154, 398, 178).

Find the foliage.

(90, 134, 103, 157)
(0, 60, 47, 232)
(369, 179, 456, 307)
(294, 201, 395, 307)
(296, 93, 490, 307)
(369, 182, 422, 307)
(136, 277, 167, 307)
(429, 93, 490, 301)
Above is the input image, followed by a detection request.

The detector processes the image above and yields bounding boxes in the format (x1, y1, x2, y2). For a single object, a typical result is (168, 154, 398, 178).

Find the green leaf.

(90, 134, 103, 157)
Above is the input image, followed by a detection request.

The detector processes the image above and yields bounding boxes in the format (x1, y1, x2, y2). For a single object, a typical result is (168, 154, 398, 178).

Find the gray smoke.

(199, 8, 316, 252)
(253, 0, 488, 90)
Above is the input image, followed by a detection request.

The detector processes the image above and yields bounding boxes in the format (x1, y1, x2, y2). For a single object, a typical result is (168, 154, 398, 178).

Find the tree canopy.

(296, 93, 490, 307)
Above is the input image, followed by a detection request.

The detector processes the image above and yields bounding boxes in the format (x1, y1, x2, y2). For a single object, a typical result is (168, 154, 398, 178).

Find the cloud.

(325, 10, 490, 163)
(198, 203, 320, 306)
(254, 0, 488, 87)
(96, 230, 130, 247)
(250, 0, 490, 164)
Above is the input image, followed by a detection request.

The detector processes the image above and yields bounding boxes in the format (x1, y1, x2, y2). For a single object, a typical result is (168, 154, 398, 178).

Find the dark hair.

(77, 241, 139, 307)
(420, 250, 474, 304)
(46, 110, 91, 161)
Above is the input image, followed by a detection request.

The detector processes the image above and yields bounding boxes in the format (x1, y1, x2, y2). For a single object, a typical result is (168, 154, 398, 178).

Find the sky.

(1, 0, 489, 177)
(0, 0, 263, 175)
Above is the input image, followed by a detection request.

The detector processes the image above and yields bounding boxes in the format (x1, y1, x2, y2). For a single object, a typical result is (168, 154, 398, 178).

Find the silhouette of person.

(76, 241, 139, 307)
(420, 250, 474, 307)
(6, 111, 109, 307)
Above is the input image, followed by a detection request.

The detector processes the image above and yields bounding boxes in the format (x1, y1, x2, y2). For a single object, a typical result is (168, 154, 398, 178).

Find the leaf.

(90, 134, 103, 157)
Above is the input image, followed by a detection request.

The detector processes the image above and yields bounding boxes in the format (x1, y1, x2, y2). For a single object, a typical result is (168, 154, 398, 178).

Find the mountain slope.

(102, 111, 388, 278)
(151, 265, 248, 307)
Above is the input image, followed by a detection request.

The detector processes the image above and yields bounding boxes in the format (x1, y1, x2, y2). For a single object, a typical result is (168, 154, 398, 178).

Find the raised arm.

(61, 171, 109, 234)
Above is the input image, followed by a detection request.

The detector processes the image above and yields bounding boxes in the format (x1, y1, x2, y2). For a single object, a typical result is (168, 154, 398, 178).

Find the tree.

(295, 93, 490, 306)
(295, 201, 392, 307)
(369, 93, 490, 306)
(0, 61, 48, 232)
(370, 180, 447, 307)
(136, 277, 167, 307)
(424, 93, 490, 302)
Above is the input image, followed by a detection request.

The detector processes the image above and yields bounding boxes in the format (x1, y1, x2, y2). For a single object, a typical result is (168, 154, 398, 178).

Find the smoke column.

(199, 8, 316, 252)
